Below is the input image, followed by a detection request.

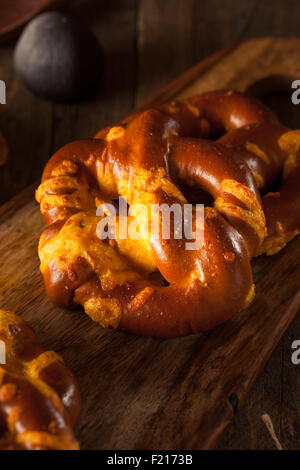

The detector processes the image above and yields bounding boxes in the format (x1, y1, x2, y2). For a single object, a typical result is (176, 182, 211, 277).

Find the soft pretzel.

(0, 310, 80, 450)
(36, 90, 300, 338)
(0, 131, 7, 166)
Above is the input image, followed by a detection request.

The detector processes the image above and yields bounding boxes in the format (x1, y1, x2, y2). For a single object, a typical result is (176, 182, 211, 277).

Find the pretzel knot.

(0, 310, 80, 450)
(36, 91, 300, 338)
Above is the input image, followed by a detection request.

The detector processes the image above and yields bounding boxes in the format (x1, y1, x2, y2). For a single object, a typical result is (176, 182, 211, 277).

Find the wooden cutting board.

(0, 37, 300, 450)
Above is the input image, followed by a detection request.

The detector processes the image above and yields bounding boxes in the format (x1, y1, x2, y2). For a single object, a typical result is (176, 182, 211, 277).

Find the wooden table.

(0, 0, 300, 450)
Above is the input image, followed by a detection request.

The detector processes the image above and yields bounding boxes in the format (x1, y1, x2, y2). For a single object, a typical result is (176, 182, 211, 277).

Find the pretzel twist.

(0, 310, 80, 450)
(36, 91, 300, 338)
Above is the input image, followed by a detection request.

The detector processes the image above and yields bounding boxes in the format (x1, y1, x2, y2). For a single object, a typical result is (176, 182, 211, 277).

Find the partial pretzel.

(0, 310, 80, 450)
(36, 90, 300, 338)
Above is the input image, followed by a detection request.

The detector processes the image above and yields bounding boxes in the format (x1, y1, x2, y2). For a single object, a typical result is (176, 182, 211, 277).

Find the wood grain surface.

(1, 0, 300, 450)
(0, 0, 65, 40)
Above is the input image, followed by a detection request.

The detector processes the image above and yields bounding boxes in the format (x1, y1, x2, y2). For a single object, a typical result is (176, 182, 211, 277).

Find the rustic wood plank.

(0, 181, 36, 224)
(0, 0, 138, 206)
(51, 0, 138, 147)
(0, 46, 53, 204)
(0, 0, 64, 41)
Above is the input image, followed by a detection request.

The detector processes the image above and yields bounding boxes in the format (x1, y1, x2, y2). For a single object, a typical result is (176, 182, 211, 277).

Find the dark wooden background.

(1, 0, 300, 450)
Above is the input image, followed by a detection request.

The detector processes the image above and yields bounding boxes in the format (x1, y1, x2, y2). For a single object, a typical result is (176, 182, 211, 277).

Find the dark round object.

(14, 11, 104, 102)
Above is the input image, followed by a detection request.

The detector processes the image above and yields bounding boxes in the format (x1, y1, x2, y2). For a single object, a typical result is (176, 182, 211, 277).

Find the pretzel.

(0, 310, 80, 450)
(0, 131, 7, 166)
(36, 90, 300, 338)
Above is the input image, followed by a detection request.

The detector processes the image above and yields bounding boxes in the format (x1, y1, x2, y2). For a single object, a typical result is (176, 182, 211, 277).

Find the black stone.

(14, 11, 104, 103)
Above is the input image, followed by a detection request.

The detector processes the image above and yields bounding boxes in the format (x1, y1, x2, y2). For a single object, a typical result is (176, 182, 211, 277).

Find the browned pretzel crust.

(36, 91, 300, 338)
(0, 310, 80, 450)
